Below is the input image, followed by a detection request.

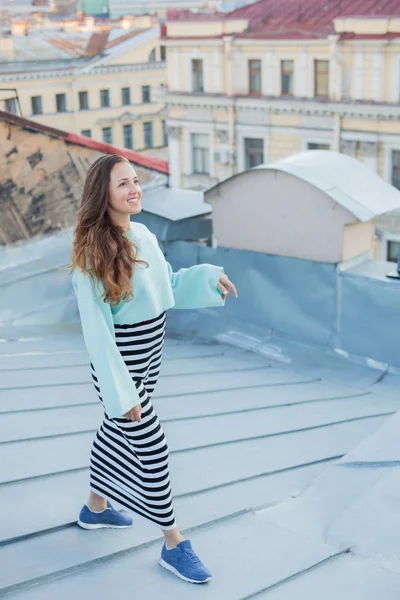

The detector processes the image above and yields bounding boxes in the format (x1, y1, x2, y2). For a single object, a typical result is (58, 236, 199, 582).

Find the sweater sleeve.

(166, 261, 226, 309)
(72, 268, 142, 419)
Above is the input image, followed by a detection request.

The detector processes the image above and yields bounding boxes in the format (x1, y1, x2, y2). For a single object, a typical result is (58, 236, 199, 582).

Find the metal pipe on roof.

(333, 112, 341, 153)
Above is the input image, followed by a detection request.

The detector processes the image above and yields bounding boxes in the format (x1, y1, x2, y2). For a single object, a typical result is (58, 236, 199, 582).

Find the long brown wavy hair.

(70, 154, 148, 305)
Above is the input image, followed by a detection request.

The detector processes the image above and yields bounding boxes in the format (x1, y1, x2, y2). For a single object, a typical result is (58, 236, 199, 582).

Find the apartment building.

(0, 24, 168, 158)
(163, 0, 400, 198)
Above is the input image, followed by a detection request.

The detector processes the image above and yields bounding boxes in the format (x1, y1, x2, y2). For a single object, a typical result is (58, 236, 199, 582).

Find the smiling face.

(107, 161, 142, 228)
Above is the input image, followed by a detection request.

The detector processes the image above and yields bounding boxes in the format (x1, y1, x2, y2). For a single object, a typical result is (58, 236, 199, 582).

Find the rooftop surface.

(0, 25, 161, 67)
(1, 133, 400, 596)
(166, 0, 400, 39)
(1, 317, 400, 598)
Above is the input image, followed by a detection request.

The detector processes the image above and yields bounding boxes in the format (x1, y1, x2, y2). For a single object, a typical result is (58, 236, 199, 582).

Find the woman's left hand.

(217, 272, 238, 299)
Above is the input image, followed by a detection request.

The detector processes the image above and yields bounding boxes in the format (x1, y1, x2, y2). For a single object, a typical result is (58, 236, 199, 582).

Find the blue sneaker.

(77, 501, 133, 530)
(159, 540, 212, 584)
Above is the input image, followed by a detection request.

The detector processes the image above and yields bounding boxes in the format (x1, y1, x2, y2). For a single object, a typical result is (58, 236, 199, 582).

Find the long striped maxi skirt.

(88, 311, 176, 530)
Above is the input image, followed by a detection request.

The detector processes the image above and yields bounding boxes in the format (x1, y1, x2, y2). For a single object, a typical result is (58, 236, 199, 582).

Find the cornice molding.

(96, 108, 164, 125)
(0, 60, 166, 83)
(167, 92, 400, 120)
(235, 38, 329, 47)
(168, 93, 231, 109)
(162, 38, 224, 47)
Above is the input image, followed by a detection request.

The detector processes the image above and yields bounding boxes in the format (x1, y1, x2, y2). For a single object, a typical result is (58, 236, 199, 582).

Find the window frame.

(123, 123, 133, 149)
(31, 95, 43, 115)
(162, 120, 168, 147)
(314, 59, 329, 98)
(141, 85, 151, 104)
(102, 126, 113, 144)
(191, 133, 210, 175)
(55, 93, 67, 113)
(391, 149, 400, 191)
(281, 60, 294, 97)
(78, 91, 89, 110)
(121, 87, 131, 106)
(143, 121, 153, 149)
(248, 59, 262, 96)
(5, 97, 18, 114)
(244, 137, 264, 169)
(192, 59, 204, 93)
(100, 89, 110, 108)
(387, 239, 400, 263)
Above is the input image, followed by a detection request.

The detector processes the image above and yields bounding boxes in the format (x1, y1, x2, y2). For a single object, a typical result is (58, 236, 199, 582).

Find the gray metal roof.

(1, 319, 400, 598)
(259, 151, 400, 222)
(1, 216, 400, 597)
(208, 151, 400, 223)
(142, 186, 212, 221)
(0, 26, 159, 66)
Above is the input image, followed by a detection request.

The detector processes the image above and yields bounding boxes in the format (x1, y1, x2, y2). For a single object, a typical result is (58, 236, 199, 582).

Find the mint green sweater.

(72, 221, 225, 418)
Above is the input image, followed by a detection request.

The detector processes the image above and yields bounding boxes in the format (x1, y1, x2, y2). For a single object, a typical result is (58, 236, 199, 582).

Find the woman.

(70, 154, 237, 585)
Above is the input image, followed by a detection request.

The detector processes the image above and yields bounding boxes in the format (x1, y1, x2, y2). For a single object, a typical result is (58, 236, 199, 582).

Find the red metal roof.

(67, 134, 169, 174)
(84, 30, 110, 57)
(105, 28, 146, 49)
(0, 110, 169, 175)
(166, 0, 400, 39)
(232, 0, 400, 23)
(166, 8, 232, 21)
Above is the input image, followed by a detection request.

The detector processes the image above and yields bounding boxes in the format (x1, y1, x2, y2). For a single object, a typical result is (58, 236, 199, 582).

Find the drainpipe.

(329, 34, 341, 152)
(333, 112, 341, 153)
(224, 35, 235, 177)
(71, 77, 78, 134)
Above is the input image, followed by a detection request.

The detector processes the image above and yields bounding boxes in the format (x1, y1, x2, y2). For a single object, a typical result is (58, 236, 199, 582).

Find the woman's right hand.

(123, 404, 142, 422)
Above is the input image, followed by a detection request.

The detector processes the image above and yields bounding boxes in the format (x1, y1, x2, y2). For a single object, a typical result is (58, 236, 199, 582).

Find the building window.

(248, 59, 262, 95)
(307, 143, 330, 150)
(56, 93, 67, 113)
(387, 240, 400, 263)
(31, 96, 42, 115)
(192, 59, 204, 93)
(160, 45, 166, 61)
(162, 120, 168, 146)
(143, 121, 153, 148)
(102, 126, 113, 144)
(81, 129, 91, 137)
(4, 98, 17, 114)
(142, 85, 151, 103)
(314, 60, 329, 97)
(100, 89, 110, 108)
(281, 60, 294, 96)
(149, 48, 156, 62)
(121, 87, 131, 106)
(123, 124, 133, 149)
(392, 150, 400, 190)
(78, 91, 88, 110)
(244, 138, 264, 169)
(191, 133, 210, 174)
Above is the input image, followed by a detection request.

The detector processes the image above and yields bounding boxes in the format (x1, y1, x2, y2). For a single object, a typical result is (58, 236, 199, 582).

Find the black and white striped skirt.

(89, 311, 176, 530)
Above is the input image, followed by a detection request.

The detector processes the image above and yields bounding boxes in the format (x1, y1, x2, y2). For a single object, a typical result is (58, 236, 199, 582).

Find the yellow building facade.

(164, 11, 400, 202)
(0, 25, 168, 158)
